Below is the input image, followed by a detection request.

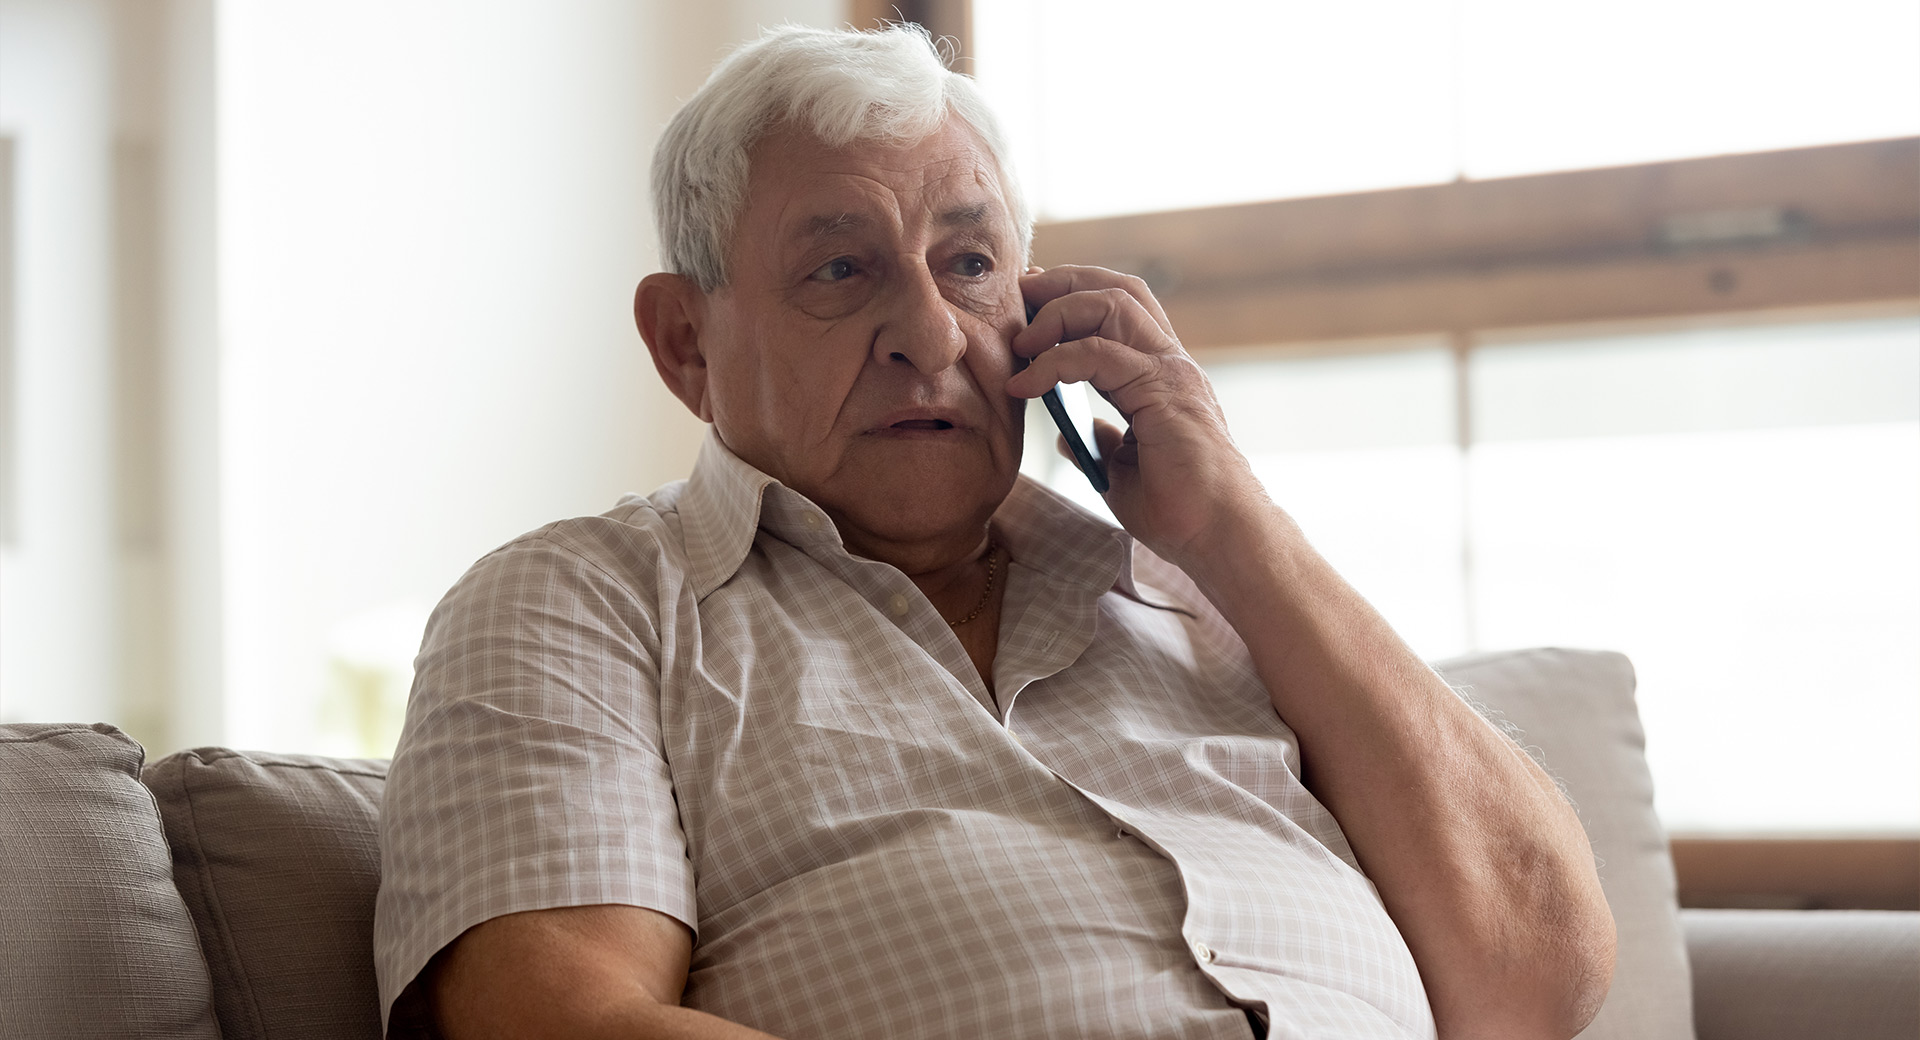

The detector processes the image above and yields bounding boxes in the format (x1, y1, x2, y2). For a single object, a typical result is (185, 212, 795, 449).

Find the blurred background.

(1, 0, 1914, 865)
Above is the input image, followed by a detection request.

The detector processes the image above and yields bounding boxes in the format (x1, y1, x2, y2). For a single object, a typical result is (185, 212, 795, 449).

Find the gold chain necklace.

(946, 542, 1000, 628)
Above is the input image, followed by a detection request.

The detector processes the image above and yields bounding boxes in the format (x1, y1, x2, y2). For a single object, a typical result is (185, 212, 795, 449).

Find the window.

(1210, 344, 1469, 658)
(974, 0, 1920, 219)
(974, 0, 1920, 839)
(1026, 313, 1920, 833)
(1467, 314, 1920, 832)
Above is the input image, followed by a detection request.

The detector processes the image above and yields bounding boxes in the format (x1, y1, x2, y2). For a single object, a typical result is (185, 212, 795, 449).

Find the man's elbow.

(1484, 835, 1620, 1039)
(1508, 902, 1619, 1040)
(1554, 905, 1618, 1039)
(1433, 896, 1618, 1040)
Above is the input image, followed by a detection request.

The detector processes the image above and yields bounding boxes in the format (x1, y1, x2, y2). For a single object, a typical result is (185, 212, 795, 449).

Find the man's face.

(699, 119, 1028, 554)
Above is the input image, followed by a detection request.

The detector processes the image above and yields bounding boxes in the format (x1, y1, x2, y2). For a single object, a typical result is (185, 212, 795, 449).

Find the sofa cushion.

(1434, 648, 1694, 1040)
(145, 747, 388, 1040)
(1685, 908, 1920, 1040)
(0, 723, 221, 1040)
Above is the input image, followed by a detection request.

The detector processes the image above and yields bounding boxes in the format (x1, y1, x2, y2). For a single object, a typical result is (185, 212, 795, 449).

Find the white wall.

(0, 0, 844, 752)
(0, 0, 119, 729)
(215, 0, 838, 752)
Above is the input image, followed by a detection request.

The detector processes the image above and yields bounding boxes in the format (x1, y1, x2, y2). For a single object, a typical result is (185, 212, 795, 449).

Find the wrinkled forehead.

(737, 119, 1020, 252)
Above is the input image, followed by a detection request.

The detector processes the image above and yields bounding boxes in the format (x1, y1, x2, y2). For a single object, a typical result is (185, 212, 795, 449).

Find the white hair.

(651, 23, 1033, 292)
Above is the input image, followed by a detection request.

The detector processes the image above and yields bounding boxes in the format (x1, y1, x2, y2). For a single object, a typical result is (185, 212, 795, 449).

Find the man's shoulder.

(457, 482, 698, 600)
(559, 481, 691, 553)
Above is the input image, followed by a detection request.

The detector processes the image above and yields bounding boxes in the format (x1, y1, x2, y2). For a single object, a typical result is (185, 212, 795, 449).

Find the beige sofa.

(3, 648, 1915, 1040)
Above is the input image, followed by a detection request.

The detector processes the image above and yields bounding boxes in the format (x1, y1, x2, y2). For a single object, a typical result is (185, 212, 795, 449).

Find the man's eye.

(951, 254, 991, 278)
(808, 257, 859, 282)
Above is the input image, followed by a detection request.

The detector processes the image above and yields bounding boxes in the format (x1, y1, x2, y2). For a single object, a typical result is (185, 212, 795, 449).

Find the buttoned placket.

(986, 562, 1242, 984)
(755, 486, 1242, 995)
(675, 439, 1304, 1021)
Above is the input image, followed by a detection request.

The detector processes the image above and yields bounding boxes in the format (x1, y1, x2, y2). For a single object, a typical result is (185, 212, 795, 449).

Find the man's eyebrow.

(939, 203, 992, 228)
(795, 212, 868, 240)
(789, 204, 997, 243)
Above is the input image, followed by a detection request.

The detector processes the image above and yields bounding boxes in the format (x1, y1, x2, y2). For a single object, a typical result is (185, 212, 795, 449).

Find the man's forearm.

(438, 977, 789, 1040)
(1177, 504, 1616, 1040)
(607, 1004, 787, 1040)
(428, 906, 789, 1040)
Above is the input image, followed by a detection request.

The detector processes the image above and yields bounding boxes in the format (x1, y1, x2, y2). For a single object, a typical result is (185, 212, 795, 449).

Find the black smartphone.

(1026, 303, 1109, 493)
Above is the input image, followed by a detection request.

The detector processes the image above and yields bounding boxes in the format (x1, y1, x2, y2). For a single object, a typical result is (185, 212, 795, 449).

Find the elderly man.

(375, 24, 1614, 1040)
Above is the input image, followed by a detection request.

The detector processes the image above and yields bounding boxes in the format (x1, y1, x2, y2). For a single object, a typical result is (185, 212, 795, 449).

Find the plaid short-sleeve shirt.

(374, 433, 1436, 1039)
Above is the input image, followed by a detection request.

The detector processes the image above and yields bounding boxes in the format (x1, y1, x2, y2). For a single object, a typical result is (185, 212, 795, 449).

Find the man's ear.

(635, 272, 714, 422)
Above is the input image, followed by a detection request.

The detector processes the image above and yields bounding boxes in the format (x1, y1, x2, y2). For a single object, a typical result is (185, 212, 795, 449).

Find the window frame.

(1032, 138, 1920, 352)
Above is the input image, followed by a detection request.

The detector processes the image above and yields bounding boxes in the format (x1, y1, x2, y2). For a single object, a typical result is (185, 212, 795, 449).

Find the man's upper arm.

(374, 526, 698, 1033)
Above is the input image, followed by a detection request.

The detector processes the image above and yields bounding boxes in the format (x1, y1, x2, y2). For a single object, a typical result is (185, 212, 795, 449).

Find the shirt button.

(887, 593, 910, 617)
(803, 513, 823, 530)
(1113, 826, 1129, 840)
(1192, 941, 1215, 964)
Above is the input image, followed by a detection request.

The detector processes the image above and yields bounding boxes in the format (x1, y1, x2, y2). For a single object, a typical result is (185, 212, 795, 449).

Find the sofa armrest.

(1685, 908, 1918, 1040)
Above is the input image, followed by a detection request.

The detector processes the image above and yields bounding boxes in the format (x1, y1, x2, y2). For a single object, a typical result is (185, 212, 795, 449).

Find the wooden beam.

(1031, 138, 1920, 350)
(1159, 236, 1919, 349)
(1672, 837, 1920, 911)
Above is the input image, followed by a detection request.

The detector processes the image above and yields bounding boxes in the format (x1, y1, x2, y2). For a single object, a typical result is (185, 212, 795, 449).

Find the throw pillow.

(144, 747, 388, 1040)
(0, 722, 221, 1039)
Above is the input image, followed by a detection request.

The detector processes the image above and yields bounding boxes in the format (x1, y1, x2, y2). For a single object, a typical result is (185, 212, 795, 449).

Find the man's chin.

(823, 463, 1017, 559)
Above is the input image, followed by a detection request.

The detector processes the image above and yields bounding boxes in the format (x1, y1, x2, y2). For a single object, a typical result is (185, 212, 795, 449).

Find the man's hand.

(1008, 266, 1617, 1040)
(1008, 266, 1268, 571)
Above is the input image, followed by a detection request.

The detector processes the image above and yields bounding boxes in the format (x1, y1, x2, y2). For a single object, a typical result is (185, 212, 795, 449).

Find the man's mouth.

(890, 419, 954, 431)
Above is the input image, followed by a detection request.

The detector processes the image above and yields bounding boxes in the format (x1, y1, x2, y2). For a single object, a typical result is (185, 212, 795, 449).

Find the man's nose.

(872, 266, 967, 374)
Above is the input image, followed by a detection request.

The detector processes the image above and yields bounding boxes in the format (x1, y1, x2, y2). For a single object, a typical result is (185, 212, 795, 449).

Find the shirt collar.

(991, 474, 1186, 613)
(678, 427, 1181, 612)
(680, 431, 772, 600)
